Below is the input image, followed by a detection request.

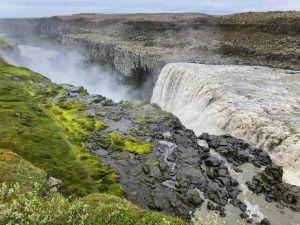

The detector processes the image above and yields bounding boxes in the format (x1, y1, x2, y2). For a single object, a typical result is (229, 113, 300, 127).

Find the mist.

(16, 45, 134, 102)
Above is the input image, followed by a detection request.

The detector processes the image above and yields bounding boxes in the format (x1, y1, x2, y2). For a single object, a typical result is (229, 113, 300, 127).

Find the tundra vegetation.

(0, 58, 187, 224)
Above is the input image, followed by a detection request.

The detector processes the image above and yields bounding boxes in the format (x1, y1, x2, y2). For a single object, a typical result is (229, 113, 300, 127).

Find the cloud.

(0, 0, 299, 18)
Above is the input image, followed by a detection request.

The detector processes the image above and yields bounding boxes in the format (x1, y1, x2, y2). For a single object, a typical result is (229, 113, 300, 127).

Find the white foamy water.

(151, 63, 300, 186)
(18, 45, 130, 102)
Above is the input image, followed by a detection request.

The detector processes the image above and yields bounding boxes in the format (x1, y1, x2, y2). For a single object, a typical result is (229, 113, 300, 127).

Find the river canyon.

(0, 12, 300, 225)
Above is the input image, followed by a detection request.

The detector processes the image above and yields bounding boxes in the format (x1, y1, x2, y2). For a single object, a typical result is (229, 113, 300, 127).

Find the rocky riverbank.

(0, 53, 299, 223)
(199, 133, 300, 213)
(53, 85, 299, 223)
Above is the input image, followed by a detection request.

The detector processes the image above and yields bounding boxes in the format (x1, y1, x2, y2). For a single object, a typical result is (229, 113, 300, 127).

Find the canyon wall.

(0, 12, 299, 98)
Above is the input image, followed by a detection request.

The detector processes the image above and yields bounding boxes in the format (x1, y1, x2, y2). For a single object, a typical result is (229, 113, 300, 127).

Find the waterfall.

(151, 63, 300, 186)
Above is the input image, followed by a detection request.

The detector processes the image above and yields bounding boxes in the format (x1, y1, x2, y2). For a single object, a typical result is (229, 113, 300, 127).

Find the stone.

(159, 162, 168, 172)
(260, 218, 271, 225)
(142, 164, 150, 174)
(246, 218, 253, 223)
(186, 189, 203, 207)
(205, 156, 220, 167)
(218, 177, 231, 186)
(239, 203, 247, 212)
(48, 177, 62, 189)
(218, 168, 227, 177)
(12, 112, 21, 117)
(207, 201, 215, 210)
(230, 178, 239, 187)
(237, 150, 249, 161)
(240, 213, 248, 219)
(207, 167, 217, 178)
(219, 212, 226, 217)
(197, 139, 209, 148)
(149, 167, 162, 178)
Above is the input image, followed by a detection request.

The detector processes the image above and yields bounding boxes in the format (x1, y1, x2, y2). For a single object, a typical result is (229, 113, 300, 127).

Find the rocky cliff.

(0, 12, 299, 98)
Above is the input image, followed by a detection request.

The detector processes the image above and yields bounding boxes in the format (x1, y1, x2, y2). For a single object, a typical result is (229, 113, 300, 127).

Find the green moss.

(109, 114, 122, 121)
(31, 84, 66, 99)
(0, 62, 33, 77)
(122, 101, 134, 109)
(0, 59, 121, 196)
(104, 133, 152, 154)
(0, 37, 15, 50)
(130, 127, 144, 136)
(77, 86, 89, 96)
(133, 118, 148, 125)
(96, 111, 106, 117)
(107, 183, 126, 197)
(0, 107, 94, 195)
(43, 99, 121, 194)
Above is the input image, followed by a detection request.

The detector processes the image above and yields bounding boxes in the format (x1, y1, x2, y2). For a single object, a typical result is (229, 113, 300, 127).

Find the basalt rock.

(199, 133, 272, 167)
(199, 133, 300, 213)
(77, 93, 247, 219)
(247, 164, 300, 212)
(53, 86, 300, 221)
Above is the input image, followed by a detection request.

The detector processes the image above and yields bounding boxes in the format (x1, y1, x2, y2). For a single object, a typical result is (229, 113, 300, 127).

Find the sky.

(0, 0, 299, 18)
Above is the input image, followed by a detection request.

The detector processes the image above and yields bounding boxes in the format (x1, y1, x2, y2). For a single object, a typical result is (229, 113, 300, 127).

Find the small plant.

(77, 87, 89, 96)
(0, 182, 185, 225)
(192, 213, 225, 225)
(0, 182, 90, 225)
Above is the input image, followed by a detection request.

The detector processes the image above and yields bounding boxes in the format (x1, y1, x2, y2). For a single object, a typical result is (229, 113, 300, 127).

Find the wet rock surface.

(199, 133, 272, 169)
(199, 133, 300, 214)
(80, 95, 244, 219)
(42, 86, 300, 222)
(247, 164, 300, 212)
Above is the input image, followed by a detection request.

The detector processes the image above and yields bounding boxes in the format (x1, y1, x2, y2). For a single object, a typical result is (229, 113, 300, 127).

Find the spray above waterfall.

(16, 45, 136, 102)
(151, 63, 300, 186)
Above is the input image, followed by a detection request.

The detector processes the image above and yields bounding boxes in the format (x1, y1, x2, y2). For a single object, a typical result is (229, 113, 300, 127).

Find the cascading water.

(151, 63, 300, 186)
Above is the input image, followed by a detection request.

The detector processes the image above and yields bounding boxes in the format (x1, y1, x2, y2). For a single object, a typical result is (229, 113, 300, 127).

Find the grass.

(0, 37, 15, 50)
(0, 149, 47, 194)
(0, 59, 187, 225)
(0, 180, 186, 225)
(0, 59, 121, 196)
(43, 99, 121, 194)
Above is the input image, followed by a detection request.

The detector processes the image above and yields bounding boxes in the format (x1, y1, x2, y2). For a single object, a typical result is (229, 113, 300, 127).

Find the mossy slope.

(0, 149, 47, 193)
(0, 60, 119, 196)
(0, 150, 185, 225)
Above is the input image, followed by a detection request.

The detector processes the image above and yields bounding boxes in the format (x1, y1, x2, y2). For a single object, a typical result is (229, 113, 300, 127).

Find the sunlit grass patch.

(43, 99, 121, 195)
(0, 181, 186, 225)
(0, 59, 122, 196)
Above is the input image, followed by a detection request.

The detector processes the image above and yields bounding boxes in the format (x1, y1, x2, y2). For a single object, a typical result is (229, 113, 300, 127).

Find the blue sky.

(0, 0, 299, 18)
